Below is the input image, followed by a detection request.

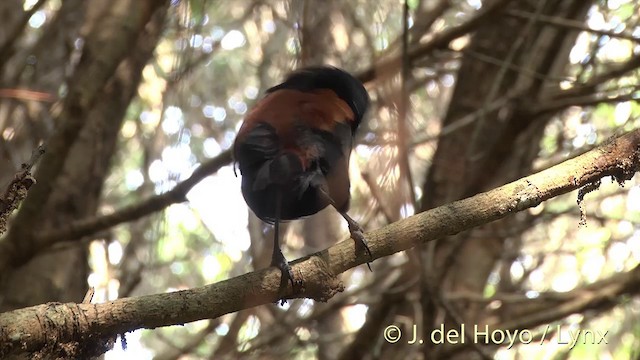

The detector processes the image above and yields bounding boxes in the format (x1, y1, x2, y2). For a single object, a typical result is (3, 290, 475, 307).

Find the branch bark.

(2, 129, 639, 358)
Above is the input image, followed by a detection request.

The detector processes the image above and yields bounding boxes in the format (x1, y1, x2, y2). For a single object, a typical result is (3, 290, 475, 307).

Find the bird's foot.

(270, 251, 300, 304)
(346, 219, 373, 272)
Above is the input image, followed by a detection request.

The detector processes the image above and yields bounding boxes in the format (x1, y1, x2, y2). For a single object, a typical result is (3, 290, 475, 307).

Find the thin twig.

(507, 9, 640, 43)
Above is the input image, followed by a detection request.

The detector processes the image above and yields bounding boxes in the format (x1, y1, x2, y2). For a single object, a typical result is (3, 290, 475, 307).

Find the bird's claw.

(271, 255, 296, 289)
(270, 252, 302, 305)
(347, 223, 373, 272)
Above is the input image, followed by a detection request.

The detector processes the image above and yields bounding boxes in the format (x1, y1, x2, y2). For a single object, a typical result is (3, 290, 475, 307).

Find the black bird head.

(265, 66, 369, 132)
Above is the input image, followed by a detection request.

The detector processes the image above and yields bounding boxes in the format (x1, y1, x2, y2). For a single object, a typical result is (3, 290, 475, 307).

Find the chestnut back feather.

(265, 66, 369, 132)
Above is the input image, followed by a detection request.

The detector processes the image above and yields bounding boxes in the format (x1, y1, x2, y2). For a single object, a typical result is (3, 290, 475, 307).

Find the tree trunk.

(419, 0, 592, 358)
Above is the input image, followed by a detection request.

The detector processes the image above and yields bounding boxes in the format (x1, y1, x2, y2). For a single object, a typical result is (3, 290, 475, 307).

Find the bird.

(233, 66, 372, 289)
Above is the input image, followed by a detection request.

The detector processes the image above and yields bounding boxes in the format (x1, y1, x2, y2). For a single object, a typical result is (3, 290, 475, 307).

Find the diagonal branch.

(2, 129, 639, 358)
(357, 0, 515, 84)
(0, 148, 231, 274)
(32, 150, 232, 251)
(533, 89, 640, 116)
(506, 9, 640, 43)
(442, 263, 640, 356)
(547, 54, 640, 100)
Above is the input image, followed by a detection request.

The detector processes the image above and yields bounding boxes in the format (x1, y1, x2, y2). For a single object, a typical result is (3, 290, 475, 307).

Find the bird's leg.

(318, 188, 373, 271)
(270, 187, 296, 291)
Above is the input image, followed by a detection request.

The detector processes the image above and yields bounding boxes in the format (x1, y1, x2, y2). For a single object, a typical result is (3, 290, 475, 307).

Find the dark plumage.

(233, 66, 372, 290)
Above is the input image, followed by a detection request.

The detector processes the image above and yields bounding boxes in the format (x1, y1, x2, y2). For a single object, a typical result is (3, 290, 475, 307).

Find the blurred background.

(1, 0, 640, 359)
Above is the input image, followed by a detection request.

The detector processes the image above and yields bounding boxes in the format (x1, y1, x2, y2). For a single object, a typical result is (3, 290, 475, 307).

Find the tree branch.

(506, 9, 640, 43)
(28, 150, 233, 253)
(534, 88, 640, 116)
(548, 54, 640, 100)
(442, 263, 640, 356)
(356, 0, 514, 84)
(2, 129, 639, 358)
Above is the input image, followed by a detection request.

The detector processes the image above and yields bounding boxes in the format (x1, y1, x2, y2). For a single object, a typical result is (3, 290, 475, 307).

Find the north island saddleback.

(233, 66, 373, 291)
